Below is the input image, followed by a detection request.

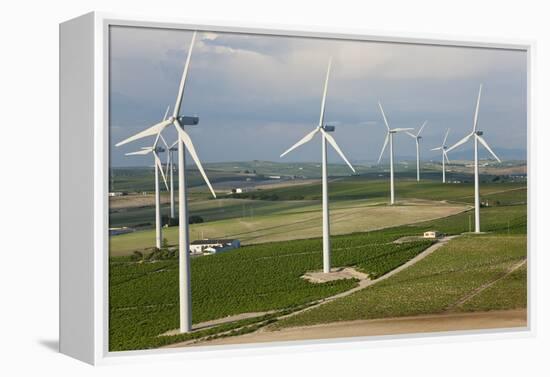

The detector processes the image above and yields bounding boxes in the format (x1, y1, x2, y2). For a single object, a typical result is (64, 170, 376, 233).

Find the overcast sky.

(109, 26, 527, 167)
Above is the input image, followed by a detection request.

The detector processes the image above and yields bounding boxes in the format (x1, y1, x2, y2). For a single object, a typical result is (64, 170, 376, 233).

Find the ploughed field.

(109, 199, 468, 256)
(109, 178, 525, 256)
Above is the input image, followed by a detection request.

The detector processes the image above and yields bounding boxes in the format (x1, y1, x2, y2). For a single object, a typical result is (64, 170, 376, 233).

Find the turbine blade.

(154, 151, 169, 190)
(446, 132, 473, 153)
(280, 128, 319, 157)
(416, 121, 427, 136)
(442, 128, 450, 146)
(377, 133, 389, 164)
(175, 119, 217, 198)
(392, 128, 415, 132)
(163, 105, 170, 121)
(320, 128, 355, 173)
(159, 133, 169, 150)
(378, 102, 390, 131)
(173, 31, 197, 118)
(405, 131, 417, 139)
(318, 57, 332, 127)
(152, 129, 162, 149)
(431, 147, 442, 151)
(115, 119, 172, 147)
(170, 140, 178, 149)
(125, 148, 152, 156)
(444, 150, 450, 164)
(473, 84, 482, 133)
(476, 134, 501, 162)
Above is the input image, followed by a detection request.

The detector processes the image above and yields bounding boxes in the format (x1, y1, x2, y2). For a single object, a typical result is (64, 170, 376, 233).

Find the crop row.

(109, 233, 432, 350)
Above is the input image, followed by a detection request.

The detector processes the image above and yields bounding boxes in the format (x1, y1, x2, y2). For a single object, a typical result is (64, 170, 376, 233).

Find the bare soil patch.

(302, 267, 369, 284)
(198, 309, 527, 346)
(110, 193, 171, 209)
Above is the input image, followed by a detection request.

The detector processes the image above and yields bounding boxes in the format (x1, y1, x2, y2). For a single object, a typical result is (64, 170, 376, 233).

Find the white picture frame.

(59, 11, 534, 365)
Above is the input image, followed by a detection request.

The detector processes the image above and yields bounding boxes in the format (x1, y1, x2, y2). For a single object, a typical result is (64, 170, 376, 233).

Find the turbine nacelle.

(280, 58, 355, 173)
(177, 115, 199, 126)
(377, 102, 416, 164)
(446, 85, 501, 164)
(115, 31, 216, 201)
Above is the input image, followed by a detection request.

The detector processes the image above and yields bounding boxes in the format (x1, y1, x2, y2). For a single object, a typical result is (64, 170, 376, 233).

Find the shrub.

(130, 251, 143, 262)
(189, 215, 204, 224)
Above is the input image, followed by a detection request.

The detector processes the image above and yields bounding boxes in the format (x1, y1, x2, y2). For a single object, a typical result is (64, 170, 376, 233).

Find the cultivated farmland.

(108, 176, 527, 350)
(274, 234, 526, 329)
(109, 232, 432, 350)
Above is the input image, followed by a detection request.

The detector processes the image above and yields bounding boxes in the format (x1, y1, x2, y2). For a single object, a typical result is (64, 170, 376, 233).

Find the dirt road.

(197, 309, 527, 346)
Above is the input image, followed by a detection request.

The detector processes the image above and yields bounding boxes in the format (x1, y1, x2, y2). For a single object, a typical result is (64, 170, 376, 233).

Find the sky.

(109, 26, 527, 167)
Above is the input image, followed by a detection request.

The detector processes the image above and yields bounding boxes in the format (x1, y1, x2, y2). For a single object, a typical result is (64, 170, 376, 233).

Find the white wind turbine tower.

(405, 121, 427, 181)
(446, 84, 501, 233)
(280, 58, 355, 273)
(116, 31, 216, 333)
(377, 103, 414, 205)
(164, 139, 178, 219)
(431, 128, 451, 183)
(125, 128, 169, 249)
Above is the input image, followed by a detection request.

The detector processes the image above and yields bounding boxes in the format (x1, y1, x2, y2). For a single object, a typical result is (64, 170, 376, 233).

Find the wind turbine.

(405, 121, 427, 182)
(280, 58, 355, 274)
(116, 31, 216, 333)
(377, 103, 414, 205)
(431, 128, 451, 183)
(125, 126, 169, 249)
(446, 84, 501, 233)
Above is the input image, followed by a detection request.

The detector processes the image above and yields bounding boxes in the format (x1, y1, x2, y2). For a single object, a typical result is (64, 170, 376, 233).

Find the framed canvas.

(59, 12, 533, 365)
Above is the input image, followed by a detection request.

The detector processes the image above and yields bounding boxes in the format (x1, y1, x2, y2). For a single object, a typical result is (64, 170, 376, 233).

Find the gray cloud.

(109, 26, 527, 166)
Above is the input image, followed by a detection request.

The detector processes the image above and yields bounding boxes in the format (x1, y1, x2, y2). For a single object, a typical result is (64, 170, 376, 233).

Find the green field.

(229, 177, 525, 204)
(275, 234, 526, 328)
(110, 232, 432, 350)
(109, 201, 526, 350)
(457, 263, 527, 312)
(108, 174, 527, 351)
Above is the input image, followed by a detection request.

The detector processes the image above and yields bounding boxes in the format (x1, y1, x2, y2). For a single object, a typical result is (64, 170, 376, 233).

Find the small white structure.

(190, 239, 241, 254)
(423, 230, 442, 239)
(108, 191, 124, 197)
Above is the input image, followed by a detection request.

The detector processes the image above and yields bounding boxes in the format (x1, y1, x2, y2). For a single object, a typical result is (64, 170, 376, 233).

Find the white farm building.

(190, 239, 241, 255)
(423, 230, 442, 239)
